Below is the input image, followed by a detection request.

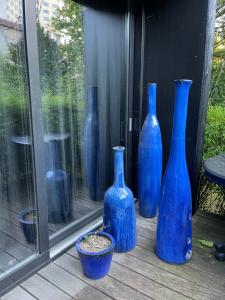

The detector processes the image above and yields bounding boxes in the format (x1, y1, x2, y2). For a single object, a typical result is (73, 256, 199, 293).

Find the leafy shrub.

(203, 104, 225, 159)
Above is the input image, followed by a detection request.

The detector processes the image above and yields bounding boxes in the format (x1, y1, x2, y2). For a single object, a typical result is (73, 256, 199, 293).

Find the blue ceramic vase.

(103, 146, 136, 252)
(83, 86, 98, 200)
(138, 83, 162, 218)
(156, 79, 192, 264)
(45, 139, 71, 223)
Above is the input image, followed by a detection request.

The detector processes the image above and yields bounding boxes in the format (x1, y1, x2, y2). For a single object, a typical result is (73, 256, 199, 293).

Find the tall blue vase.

(156, 79, 192, 264)
(45, 138, 71, 223)
(83, 86, 98, 200)
(138, 83, 162, 218)
(103, 146, 136, 252)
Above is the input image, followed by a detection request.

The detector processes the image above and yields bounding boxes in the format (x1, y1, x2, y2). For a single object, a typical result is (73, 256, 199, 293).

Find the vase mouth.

(147, 83, 157, 87)
(174, 79, 192, 85)
(113, 146, 125, 151)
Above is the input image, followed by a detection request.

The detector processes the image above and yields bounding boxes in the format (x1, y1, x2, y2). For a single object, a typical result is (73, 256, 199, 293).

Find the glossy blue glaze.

(138, 83, 162, 218)
(45, 139, 71, 223)
(103, 147, 136, 252)
(156, 79, 192, 264)
(83, 86, 98, 200)
(17, 208, 36, 244)
(76, 231, 115, 279)
(46, 169, 71, 223)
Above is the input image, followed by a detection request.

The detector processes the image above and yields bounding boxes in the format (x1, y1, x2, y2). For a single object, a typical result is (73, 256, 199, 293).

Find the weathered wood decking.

(2, 209, 225, 300)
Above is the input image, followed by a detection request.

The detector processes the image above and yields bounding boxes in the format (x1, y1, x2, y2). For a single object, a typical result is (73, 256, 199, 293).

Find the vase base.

(139, 212, 157, 218)
(155, 248, 192, 265)
(114, 244, 136, 253)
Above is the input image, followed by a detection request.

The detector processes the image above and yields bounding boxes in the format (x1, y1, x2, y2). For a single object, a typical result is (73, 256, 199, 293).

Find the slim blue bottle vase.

(156, 79, 192, 264)
(103, 146, 136, 252)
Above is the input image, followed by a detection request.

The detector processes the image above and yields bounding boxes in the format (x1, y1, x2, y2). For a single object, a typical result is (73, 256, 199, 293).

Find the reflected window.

(36, 0, 127, 236)
(0, 0, 38, 276)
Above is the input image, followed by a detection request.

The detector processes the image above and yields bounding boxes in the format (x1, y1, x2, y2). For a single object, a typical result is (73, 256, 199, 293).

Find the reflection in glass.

(83, 86, 98, 201)
(36, 0, 127, 235)
(0, 0, 37, 275)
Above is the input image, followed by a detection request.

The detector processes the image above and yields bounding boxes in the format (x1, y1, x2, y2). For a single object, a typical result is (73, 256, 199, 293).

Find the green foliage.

(198, 240, 213, 248)
(51, 0, 84, 95)
(203, 0, 225, 159)
(203, 104, 225, 159)
(37, 24, 61, 95)
(209, 0, 225, 105)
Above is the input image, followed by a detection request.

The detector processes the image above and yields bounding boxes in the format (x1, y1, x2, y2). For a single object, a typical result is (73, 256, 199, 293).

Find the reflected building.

(37, 0, 64, 42)
(0, 0, 22, 55)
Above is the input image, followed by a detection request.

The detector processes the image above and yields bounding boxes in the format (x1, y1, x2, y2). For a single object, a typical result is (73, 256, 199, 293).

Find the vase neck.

(113, 147, 125, 188)
(170, 80, 192, 157)
(147, 83, 157, 116)
(87, 86, 97, 115)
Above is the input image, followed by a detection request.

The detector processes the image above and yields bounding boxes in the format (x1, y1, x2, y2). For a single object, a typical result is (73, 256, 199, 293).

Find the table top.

(204, 154, 225, 184)
(11, 133, 70, 145)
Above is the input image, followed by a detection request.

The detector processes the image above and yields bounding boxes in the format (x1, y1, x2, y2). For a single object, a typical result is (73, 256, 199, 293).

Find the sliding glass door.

(35, 0, 128, 243)
(0, 0, 38, 274)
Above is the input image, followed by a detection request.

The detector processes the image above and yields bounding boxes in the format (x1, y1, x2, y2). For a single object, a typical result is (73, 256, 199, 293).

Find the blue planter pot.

(156, 79, 192, 264)
(83, 86, 98, 200)
(76, 231, 115, 279)
(138, 83, 162, 218)
(103, 146, 136, 252)
(17, 208, 36, 244)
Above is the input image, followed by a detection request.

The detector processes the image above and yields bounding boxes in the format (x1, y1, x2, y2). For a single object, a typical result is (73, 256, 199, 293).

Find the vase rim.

(113, 146, 125, 151)
(147, 83, 157, 87)
(174, 79, 192, 84)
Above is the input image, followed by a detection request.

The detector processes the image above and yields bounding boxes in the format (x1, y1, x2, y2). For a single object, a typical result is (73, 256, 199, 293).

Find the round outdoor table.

(204, 154, 225, 187)
(201, 154, 225, 260)
(198, 153, 225, 214)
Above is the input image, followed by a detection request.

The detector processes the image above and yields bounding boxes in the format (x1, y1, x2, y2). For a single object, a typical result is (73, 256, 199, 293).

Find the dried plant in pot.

(76, 231, 115, 279)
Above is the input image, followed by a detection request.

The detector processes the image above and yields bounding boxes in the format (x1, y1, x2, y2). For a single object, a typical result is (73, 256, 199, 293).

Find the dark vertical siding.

(132, 0, 216, 212)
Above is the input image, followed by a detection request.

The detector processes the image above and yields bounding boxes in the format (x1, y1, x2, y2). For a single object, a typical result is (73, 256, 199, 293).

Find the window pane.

(36, 0, 127, 236)
(0, 0, 38, 275)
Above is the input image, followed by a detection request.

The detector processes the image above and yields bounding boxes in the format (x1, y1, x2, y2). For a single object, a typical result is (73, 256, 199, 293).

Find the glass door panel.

(0, 0, 38, 276)
(35, 0, 127, 237)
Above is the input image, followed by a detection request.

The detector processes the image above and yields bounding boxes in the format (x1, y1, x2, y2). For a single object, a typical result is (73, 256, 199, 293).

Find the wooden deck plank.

(0, 250, 18, 272)
(3, 209, 225, 299)
(128, 245, 225, 299)
(0, 231, 33, 261)
(54, 253, 151, 300)
(68, 247, 225, 300)
(107, 260, 188, 300)
(75, 286, 113, 300)
(0, 218, 33, 250)
(0, 199, 101, 260)
(136, 207, 225, 235)
(113, 251, 225, 299)
(68, 249, 189, 300)
(21, 274, 72, 300)
(38, 263, 87, 298)
(1, 286, 35, 300)
(136, 215, 225, 241)
(136, 221, 225, 280)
